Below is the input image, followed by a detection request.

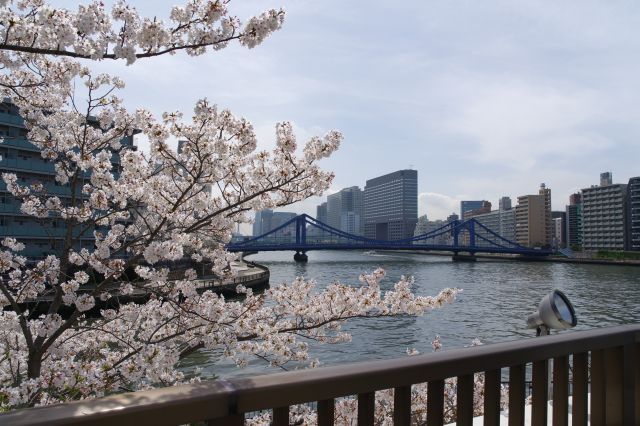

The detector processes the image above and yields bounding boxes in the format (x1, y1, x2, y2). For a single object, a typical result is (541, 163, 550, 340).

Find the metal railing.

(193, 269, 270, 291)
(2, 323, 639, 425)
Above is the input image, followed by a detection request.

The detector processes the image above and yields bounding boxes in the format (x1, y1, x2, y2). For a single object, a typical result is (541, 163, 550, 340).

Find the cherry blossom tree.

(0, 0, 459, 410)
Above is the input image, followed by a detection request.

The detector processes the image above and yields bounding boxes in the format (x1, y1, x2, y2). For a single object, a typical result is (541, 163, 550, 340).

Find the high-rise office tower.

(364, 169, 417, 240)
(252, 209, 271, 236)
(316, 202, 328, 224)
(566, 193, 583, 248)
(252, 209, 296, 237)
(600, 172, 613, 187)
(462, 201, 491, 220)
(307, 202, 329, 240)
(460, 200, 487, 219)
(498, 196, 512, 211)
(327, 186, 364, 235)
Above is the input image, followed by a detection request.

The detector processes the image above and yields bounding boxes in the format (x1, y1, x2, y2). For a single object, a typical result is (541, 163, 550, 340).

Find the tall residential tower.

(515, 184, 552, 248)
(0, 101, 137, 259)
(629, 177, 640, 251)
(582, 173, 628, 251)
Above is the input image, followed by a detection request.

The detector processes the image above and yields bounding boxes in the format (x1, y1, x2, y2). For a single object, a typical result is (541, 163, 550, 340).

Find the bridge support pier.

(294, 251, 308, 262)
(452, 253, 477, 262)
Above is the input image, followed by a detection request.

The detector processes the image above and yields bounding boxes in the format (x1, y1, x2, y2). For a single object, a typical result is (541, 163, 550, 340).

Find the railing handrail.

(193, 269, 269, 289)
(2, 323, 639, 425)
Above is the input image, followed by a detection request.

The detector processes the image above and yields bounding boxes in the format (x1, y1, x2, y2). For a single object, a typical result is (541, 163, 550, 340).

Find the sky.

(60, 0, 640, 225)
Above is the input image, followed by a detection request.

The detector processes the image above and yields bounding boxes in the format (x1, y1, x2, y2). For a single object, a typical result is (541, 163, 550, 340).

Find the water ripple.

(190, 250, 640, 379)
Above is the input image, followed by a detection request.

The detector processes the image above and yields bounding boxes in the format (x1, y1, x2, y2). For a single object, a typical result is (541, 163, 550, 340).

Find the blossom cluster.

(0, 265, 458, 407)
(0, 1, 285, 64)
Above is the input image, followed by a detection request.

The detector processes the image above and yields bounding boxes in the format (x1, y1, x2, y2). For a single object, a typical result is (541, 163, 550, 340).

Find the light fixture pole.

(526, 289, 578, 424)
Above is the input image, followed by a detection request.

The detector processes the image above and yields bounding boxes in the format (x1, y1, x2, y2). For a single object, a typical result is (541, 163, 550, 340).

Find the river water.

(180, 250, 640, 379)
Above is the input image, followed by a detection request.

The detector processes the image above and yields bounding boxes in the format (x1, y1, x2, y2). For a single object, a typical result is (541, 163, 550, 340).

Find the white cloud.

(442, 80, 611, 170)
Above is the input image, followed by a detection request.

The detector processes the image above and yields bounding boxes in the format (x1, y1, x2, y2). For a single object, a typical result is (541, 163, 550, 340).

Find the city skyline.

(53, 0, 640, 223)
(265, 169, 635, 219)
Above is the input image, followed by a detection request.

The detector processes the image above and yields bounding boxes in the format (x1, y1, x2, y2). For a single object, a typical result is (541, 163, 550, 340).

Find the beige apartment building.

(515, 184, 552, 247)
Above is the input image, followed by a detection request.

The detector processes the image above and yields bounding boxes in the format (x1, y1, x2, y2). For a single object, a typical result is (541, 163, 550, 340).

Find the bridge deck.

(228, 214, 553, 256)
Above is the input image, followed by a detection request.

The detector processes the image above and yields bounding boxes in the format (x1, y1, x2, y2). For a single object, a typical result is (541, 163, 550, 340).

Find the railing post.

(427, 379, 445, 426)
(622, 343, 637, 425)
(591, 349, 606, 424)
(531, 360, 548, 426)
(272, 406, 289, 426)
(205, 378, 243, 426)
(635, 342, 640, 425)
(605, 346, 624, 425)
(317, 399, 335, 426)
(358, 392, 375, 426)
(393, 386, 411, 426)
(456, 374, 474, 426)
(508, 364, 526, 426)
(552, 355, 569, 426)
(484, 369, 502, 426)
(572, 352, 589, 426)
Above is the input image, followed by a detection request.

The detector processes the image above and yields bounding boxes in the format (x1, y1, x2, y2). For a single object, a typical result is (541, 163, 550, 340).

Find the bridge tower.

(452, 219, 477, 262)
(294, 215, 308, 262)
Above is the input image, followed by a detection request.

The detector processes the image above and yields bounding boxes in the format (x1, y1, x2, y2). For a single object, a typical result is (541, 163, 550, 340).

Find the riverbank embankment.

(193, 260, 270, 295)
(380, 250, 640, 266)
(20, 260, 270, 317)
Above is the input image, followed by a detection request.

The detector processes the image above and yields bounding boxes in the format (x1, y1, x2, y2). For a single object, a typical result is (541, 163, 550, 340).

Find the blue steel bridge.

(227, 214, 552, 260)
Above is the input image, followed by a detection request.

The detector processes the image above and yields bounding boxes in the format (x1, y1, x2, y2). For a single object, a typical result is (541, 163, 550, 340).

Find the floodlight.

(526, 289, 577, 336)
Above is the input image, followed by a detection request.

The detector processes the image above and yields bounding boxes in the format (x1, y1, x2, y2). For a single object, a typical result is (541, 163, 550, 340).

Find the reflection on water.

(181, 250, 640, 379)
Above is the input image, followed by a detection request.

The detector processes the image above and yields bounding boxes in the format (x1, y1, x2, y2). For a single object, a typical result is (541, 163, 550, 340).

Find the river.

(179, 250, 640, 379)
